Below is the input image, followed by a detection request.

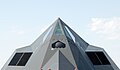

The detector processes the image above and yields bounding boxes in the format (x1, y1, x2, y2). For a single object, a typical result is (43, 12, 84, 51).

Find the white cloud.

(11, 30, 25, 35)
(10, 25, 26, 35)
(90, 17, 120, 40)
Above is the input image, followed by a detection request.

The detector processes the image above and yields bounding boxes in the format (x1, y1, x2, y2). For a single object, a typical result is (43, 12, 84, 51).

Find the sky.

(0, 0, 120, 69)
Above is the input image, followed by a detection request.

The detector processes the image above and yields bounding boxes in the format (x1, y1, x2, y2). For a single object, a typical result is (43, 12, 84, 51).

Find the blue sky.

(0, 0, 120, 69)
